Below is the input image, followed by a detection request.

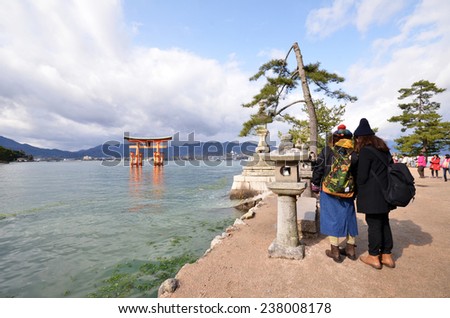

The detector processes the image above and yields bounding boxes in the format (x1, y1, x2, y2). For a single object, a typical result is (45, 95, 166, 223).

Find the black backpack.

(368, 148, 416, 207)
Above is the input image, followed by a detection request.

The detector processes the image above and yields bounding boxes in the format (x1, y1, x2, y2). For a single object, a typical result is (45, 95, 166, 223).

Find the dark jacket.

(312, 145, 333, 186)
(355, 146, 394, 214)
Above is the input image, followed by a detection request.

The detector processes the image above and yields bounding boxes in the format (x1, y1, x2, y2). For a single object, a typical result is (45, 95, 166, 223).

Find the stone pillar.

(267, 181, 306, 260)
(276, 195, 300, 247)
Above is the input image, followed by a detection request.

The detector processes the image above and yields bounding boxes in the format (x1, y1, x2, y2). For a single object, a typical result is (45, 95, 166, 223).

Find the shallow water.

(0, 161, 243, 297)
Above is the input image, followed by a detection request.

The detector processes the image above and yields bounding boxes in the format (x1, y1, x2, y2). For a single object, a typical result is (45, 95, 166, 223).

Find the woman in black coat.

(353, 118, 396, 269)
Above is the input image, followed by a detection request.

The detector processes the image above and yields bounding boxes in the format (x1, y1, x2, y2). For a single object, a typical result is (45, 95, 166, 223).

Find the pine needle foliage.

(388, 80, 449, 155)
(239, 45, 357, 147)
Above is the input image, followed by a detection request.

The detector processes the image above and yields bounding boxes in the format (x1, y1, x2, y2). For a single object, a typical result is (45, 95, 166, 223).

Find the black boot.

(325, 245, 342, 263)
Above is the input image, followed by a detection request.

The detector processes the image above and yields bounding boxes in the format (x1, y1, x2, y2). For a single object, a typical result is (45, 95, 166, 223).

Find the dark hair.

(354, 135, 389, 153)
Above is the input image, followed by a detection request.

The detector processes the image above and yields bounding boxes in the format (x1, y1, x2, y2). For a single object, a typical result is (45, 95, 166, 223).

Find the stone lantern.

(264, 134, 308, 260)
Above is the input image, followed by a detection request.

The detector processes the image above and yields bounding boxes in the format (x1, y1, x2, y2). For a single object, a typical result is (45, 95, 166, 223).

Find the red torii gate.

(124, 136, 172, 166)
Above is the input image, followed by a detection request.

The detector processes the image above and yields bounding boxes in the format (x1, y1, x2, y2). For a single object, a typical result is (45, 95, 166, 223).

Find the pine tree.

(239, 42, 356, 157)
(280, 99, 346, 151)
(388, 80, 449, 156)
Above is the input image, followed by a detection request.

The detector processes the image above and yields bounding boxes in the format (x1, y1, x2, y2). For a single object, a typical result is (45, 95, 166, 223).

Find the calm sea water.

(0, 160, 243, 297)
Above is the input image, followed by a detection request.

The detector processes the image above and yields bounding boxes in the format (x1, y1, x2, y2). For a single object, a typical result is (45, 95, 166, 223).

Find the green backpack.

(321, 140, 355, 198)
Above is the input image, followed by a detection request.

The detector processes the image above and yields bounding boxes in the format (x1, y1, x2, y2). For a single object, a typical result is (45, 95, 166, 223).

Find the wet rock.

(158, 278, 179, 297)
(240, 208, 255, 220)
(233, 196, 262, 211)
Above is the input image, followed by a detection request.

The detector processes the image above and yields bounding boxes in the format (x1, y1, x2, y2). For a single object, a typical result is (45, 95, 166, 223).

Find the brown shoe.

(326, 245, 343, 263)
(381, 253, 396, 268)
(359, 254, 382, 269)
(339, 243, 357, 260)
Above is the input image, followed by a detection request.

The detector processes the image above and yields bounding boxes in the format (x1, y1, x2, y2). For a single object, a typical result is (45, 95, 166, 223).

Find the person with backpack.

(312, 124, 358, 263)
(353, 118, 396, 269)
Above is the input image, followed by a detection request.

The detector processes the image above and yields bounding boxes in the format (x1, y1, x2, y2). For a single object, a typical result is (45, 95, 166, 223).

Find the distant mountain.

(0, 136, 257, 160)
(0, 136, 107, 159)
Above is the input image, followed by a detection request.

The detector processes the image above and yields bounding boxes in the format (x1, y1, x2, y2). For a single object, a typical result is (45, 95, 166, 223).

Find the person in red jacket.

(353, 118, 396, 270)
(430, 154, 441, 178)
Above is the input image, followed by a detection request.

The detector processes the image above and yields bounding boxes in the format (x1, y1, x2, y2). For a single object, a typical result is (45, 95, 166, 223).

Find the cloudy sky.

(0, 0, 449, 150)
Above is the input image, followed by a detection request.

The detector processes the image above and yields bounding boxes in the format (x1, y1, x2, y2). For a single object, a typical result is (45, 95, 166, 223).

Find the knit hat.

(333, 124, 353, 138)
(354, 118, 375, 137)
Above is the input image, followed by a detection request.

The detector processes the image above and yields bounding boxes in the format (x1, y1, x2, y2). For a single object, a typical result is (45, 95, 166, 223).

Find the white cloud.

(306, 0, 355, 38)
(0, 1, 257, 150)
(306, 0, 406, 38)
(344, 0, 450, 141)
(2, 0, 448, 152)
(355, 0, 405, 33)
(304, 0, 450, 144)
(257, 48, 286, 60)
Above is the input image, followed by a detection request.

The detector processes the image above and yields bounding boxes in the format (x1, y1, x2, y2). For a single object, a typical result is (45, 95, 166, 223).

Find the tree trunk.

(293, 42, 318, 158)
(292, 42, 318, 158)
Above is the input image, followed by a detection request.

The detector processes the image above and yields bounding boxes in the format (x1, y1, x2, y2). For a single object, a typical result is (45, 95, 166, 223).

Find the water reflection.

(128, 166, 165, 213)
(129, 166, 143, 186)
(152, 165, 164, 185)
